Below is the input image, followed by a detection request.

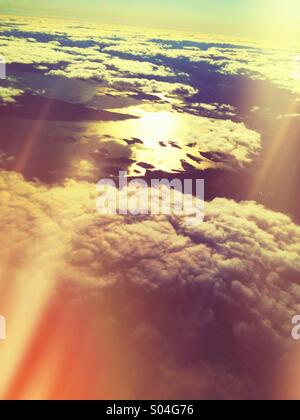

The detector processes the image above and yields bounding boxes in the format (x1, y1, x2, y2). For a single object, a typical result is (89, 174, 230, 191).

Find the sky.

(1, 0, 300, 41)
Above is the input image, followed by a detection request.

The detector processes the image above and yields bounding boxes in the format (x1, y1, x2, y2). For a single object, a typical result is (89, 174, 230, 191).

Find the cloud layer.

(0, 169, 299, 398)
(0, 86, 23, 103)
(1, 15, 300, 107)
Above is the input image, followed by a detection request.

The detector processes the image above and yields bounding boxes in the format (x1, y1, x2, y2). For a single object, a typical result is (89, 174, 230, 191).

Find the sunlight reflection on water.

(88, 107, 223, 175)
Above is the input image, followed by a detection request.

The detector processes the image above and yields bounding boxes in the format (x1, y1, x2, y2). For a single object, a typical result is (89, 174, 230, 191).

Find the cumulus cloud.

(0, 86, 23, 103)
(216, 49, 300, 95)
(48, 61, 109, 81)
(2, 14, 299, 104)
(109, 77, 198, 100)
(0, 36, 75, 65)
(0, 14, 299, 93)
(188, 102, 237, 117)
(47, 56, 174, 82)
(106, 56, 174, 78)
(0, 170, 299, 398)
(103, 33, 300, 95)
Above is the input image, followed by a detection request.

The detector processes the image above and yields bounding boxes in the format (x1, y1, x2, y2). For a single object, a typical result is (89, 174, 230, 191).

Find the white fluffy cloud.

(0, 169, 299, 398)
(0, 36, 75, 65)
(47, 56, 174, 81)
(109, 77, 197, 100)
(1, 170, 299, 357)
(103, 34, 300, 95)
(0, 86, 23, 103)
(2, 15, 299, 102)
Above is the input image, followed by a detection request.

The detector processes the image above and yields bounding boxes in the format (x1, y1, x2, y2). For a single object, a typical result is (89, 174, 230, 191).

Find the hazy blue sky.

(1, 0, 299, 40)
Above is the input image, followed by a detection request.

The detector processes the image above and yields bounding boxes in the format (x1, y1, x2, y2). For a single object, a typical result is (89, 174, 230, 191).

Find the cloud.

(0, 86, 23, 103)
(0, 36, 75, 65)
(109, 77, 197, 99)
(105, 56, 174, 78)
(2, 14, 299, 104)
(188, 102, 237, 117)
(47, 56, 174, 82)
(0, 170, 299, 398)
(103, 34, 300, 95)
(216, 49, 300, 95)
(48, 61, 109, 81)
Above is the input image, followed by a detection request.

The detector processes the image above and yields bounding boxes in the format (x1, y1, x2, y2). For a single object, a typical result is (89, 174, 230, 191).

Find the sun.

(136, 111, 179, 144)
